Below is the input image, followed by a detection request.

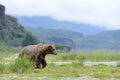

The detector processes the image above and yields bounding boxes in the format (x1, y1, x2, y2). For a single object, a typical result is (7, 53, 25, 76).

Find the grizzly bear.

(19, 43, 57, 68)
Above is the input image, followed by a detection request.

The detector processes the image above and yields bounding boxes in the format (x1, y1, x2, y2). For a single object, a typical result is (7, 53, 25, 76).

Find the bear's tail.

(18, 48, 24, 57)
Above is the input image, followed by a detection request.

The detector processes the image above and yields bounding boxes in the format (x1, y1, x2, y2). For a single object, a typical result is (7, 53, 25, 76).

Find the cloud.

(1, 0, 120, 29)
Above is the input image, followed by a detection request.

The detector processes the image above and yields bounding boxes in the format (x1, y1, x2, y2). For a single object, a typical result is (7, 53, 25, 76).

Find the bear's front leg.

(35, 55, 42, 68)
(40, 59, 47, 68)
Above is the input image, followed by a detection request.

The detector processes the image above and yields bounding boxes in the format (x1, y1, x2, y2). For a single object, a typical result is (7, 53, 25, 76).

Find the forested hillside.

(25, 27, 83, 50)
(75, 30, 120, 50)
(25, 26, 120, 50)
(0, 4, 39, 46)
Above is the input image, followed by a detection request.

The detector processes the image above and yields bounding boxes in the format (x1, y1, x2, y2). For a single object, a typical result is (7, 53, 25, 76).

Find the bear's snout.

(54, 52, 57, 55)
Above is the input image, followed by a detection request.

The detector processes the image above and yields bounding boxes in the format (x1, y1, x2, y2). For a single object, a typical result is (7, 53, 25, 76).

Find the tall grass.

(0, 58, 34, 73)
(0, 63, 6, 73)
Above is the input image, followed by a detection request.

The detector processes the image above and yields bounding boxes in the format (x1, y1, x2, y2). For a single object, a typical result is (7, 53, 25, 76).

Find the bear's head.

(45, 44, 57, 55)
(36, 44, 57, 55)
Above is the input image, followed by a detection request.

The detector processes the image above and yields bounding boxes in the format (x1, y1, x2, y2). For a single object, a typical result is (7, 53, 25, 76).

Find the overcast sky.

(1, 0, 120, 30)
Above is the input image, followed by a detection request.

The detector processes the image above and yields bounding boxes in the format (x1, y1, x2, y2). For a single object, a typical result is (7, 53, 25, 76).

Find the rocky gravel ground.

(0, 76, 119, 80)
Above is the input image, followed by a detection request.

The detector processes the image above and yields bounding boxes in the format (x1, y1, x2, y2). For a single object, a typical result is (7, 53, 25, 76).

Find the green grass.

(48, 51, 120, 62)
(0, 58, 34, 74)
(1, 63, 120, 78)
(0, 63, 6, 73)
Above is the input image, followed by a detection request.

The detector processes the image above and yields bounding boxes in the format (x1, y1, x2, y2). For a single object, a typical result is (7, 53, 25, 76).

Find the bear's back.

(23, 45, 37, 54)
(20, 45, 37, 59)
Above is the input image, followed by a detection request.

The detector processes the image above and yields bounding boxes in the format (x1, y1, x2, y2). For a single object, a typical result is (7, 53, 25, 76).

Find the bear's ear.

(48, 45, 53, 49)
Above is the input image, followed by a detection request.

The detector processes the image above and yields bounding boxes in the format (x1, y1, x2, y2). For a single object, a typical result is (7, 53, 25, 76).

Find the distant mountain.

(15, 16, 105, 35)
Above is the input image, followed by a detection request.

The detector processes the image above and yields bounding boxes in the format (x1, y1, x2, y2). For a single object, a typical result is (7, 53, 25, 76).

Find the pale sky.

(1, 0, 120, 30)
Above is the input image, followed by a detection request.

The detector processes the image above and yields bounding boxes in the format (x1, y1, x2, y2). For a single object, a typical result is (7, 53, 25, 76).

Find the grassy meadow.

(47, 50, 120, 62)
(0, 45, 120, 79)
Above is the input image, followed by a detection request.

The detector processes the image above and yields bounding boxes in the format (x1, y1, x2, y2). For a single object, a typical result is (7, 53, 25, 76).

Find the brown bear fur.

(19, 43, 57, 68)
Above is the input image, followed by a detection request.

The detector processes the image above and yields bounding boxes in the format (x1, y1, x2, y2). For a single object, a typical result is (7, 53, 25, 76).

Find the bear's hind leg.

(35, 62, 41, 68)
(35, 58, 41, 68)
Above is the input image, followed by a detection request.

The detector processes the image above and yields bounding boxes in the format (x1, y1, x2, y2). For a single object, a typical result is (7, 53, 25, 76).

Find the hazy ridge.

(16, 16, 105, 35)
